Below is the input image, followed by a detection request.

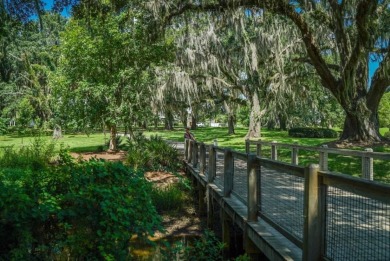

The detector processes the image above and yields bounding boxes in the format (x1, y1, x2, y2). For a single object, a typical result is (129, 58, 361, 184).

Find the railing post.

(245, 139, 250, 153)
(303, 164, 324, 261)
(271, 141, 278, 160)
(193, 142, 199, 168)
(208, 145, 216, 182)
(362, 148, 374, 180)
(256, 139, 262, 157)
(319, 145, 328, 171)
(292, 142, 299, 165)
(247, 153, 259, 222)
(184, 139, 189, 160)
(188, 140, 193, 163)
(223, 149, 234, 197)
(199, 143, 206, 175)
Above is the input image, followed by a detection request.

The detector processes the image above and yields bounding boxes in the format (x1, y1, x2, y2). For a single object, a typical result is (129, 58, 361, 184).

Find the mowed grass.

(0, 133, 109, 153)
(146, 126, 390, 184)
(1, 127, 389, 183)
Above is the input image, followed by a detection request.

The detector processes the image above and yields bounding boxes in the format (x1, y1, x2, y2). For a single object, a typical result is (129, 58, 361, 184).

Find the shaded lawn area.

(1, 127, 389, 183)
(146, 127, 390, 184)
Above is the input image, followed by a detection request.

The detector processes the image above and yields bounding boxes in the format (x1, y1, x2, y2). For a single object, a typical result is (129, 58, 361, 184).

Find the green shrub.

(184, 230, 225, 261)
(0, 160, 162, 260)
(384, 131, 390, 140)
(125, 133, 180, 171)
(150, 183, 189, 212)
(288, 127, 339, 138)
(158, 230, 225, 261)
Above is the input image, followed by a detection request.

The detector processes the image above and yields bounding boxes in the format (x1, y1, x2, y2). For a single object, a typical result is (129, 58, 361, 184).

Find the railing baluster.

(193, 142, 199, 168)
(292, 142, 299, 165)
(271, 141, 278, 160)
(224, 149, 234, 197)
(362, 148, 373, 180)
(319, 145, 328, 171)
(188, 140, 193, 163)
(208, 145, 216, 182)
(199, 143, 206, 175)
(247, 153, 259, 222)
(256, 139, 261, 157)
(303, 164, 323, 261)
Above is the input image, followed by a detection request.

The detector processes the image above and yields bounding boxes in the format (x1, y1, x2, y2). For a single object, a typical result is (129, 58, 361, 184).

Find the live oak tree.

(161, 10, 301, 138)
(150, 0, 390, 142)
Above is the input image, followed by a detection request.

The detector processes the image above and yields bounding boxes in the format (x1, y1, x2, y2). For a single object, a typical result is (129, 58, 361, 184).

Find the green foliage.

(0, 136, 56, 169)
(378, 92, 390, 128)
(150, 182, 191, 212)
(184, 230, 225, 261)
(234, 254, 251, 261)
(288, 127, 339, 138)
(0, 118, 7, 134)
(384, 131, 390, 140)
(158, 230, 225, 261)
(237, 105, 250, 127)
(57, 160, 162, 259)
(0, 158, 162, 259)
(125, 133, 180, 171)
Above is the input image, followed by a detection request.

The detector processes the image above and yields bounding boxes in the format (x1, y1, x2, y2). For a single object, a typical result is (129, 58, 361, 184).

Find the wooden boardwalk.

(178, 140, 390, 261)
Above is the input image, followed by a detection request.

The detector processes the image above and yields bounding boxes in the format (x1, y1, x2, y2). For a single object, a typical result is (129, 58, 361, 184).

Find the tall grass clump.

(125, 133, 180, 171)
(150, 182, 191, 212)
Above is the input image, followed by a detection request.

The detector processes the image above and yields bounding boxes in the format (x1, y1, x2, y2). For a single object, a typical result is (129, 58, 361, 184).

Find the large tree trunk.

(245, 91, 262, 139)
(108, 124, 118, 151)
(337, 63, 383, 142)
(341, 109, 381, 142)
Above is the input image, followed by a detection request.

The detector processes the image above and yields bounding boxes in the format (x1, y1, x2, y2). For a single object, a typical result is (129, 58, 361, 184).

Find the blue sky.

(43, 0, 70, 17)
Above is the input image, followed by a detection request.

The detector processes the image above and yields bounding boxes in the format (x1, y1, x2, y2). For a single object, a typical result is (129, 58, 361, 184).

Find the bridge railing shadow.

(184, 139, 390, 261)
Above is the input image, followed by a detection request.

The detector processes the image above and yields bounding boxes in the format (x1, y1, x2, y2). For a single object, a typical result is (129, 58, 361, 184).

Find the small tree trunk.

(279, 113, 287, 131)
(164, 111, 174, 130)
(245, 92, 262, 139)
(108, 124, 118, 151)
(227, 114, 235, 134)
(191, 115, 197, 130)
(224, 101, 235, 135)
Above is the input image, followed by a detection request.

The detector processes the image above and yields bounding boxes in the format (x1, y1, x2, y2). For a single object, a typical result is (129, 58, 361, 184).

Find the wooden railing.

(245, 139, 390, 181)
(184, 139, 390, 261)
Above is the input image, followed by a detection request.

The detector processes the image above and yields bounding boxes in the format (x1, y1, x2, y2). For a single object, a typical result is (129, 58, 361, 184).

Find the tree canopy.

(1, 0, 389, 144)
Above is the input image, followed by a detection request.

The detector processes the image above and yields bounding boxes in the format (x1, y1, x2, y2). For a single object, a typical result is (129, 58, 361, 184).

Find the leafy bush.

(0, 160, 162, 260)
(150, 183, 190, 212)
(184, 230, 225, 261)
(288, 127, 339, 138)
(384, 131, 390, 140)
(157, 230, 225, 261)
(125, 133, 180, 171)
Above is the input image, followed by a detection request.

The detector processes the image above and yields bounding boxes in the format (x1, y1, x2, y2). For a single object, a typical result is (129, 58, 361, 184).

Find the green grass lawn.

(0, 133, 109, 153)
(1, 127, 389, 183)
